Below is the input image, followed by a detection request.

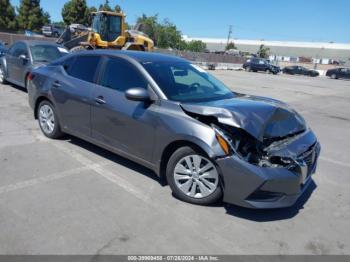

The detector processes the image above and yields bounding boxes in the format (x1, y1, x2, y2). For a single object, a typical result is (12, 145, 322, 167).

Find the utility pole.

(227, 25, 233, 47)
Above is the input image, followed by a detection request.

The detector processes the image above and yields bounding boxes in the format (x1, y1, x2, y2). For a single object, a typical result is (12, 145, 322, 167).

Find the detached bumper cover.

(216, 131, 321, 209)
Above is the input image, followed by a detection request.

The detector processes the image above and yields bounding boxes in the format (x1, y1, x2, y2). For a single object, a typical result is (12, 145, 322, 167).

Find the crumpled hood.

(181, 94, 306, 142)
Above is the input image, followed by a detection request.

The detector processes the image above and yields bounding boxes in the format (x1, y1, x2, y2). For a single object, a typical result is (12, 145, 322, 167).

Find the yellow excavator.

(57, 11, 154, 52)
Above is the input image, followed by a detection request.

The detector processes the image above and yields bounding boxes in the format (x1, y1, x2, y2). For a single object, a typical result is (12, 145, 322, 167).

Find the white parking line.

(320, 156, 350, 168)
(50, 141, 149, 203)
(0, 163, 105, 195)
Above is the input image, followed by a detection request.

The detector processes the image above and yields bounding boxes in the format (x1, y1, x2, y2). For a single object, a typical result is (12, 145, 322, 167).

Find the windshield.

(30, 45, 67, 63)
(142, 62, 235, 103)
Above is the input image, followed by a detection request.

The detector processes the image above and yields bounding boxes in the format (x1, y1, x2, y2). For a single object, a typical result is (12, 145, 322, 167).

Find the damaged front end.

(181, 97, 321, 208)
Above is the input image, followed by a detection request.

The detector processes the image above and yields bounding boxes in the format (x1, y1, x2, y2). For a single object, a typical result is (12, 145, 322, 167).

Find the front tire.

(166, 147, 222, 205)
(0, 65, 7, 84)
(37, 100, 64, 139)
(331, 74, 338, 79)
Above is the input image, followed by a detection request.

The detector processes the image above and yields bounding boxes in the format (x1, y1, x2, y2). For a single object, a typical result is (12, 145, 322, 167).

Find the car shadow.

(223, 180, 317, 222)
(63, 135, 167, 187)
(6, 83, 27, 93)
(59, 135, 316, 221)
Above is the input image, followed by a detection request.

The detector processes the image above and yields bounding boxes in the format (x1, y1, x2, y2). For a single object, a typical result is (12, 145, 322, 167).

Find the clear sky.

(10, 0, 350, 43)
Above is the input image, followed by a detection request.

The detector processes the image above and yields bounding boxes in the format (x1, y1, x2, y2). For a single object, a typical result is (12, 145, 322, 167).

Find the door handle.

(95, 96, 106, 105)
(52, 81, 61, 88)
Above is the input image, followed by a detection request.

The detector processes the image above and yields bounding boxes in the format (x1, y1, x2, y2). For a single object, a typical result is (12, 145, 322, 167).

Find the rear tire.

(331, 74, 338, 79)
(166, 146, 222, 205)
(37, 100, 64, 139)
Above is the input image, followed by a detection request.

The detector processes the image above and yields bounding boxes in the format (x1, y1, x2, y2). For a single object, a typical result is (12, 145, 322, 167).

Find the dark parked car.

(326, 68, 350, 80)
(0, 40, 68, 88)
(0, 41, 8, 56)
(283, 66, 319, 77)
(28, 51, 320, 209)
(42, 24, 64, 38)
(243, 58, 280, 74)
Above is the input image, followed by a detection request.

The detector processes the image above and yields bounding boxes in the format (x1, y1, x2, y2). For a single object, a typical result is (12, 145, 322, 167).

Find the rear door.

(91, 56, 158, 162)
(51, 55, 101, 137)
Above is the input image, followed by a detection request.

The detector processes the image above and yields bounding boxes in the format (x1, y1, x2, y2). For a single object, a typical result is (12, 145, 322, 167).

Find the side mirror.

(4, 42, 8, 46)
(125, 88, 150, 102)
(19, 54, 28, 60)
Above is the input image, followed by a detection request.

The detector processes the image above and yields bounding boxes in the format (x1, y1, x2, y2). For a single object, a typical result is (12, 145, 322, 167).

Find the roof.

(183, 36, 350, 60)
(82, 50, 188, 63)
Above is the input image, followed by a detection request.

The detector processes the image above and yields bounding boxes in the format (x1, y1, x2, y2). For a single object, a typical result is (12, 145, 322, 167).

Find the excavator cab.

(91, 12, 123, 42)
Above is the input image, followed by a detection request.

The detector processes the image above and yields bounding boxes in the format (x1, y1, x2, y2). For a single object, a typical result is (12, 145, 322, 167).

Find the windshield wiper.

(34, 59, 50, 63)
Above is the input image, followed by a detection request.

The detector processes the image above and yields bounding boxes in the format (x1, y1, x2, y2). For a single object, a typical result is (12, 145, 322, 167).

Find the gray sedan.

(27, 50, 321, 209)
(0, 40, 68, 89)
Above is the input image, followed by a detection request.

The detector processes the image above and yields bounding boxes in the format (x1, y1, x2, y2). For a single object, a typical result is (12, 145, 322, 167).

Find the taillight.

(27, 73, 35, 81)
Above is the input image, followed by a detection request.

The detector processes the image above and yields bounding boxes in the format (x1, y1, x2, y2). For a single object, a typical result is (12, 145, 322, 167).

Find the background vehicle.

(243, 58, 280, 74)
(0, 40, 68, 88)
(57, 11, 154, 52)
(283, 66, 319, 77)
(42, 24, 65, 38)
(0, 41, 8, 56)
(27, 51, 320, 209)
(326, 68, 350, 79)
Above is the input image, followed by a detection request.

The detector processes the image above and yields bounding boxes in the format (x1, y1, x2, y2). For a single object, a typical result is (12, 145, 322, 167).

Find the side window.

(68, 55, 100, 83)
(9, 44, 19, 56)
(62, 56, 76, 73)
(100, 57, 147, 92)
(9, 43, 25, 57)
(13, 43, 27, 57)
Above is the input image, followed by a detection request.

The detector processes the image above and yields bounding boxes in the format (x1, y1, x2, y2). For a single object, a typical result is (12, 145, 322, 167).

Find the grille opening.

(247, 190, 285, 202)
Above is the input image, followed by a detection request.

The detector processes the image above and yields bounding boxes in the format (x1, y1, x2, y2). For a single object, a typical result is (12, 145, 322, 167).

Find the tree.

(99, 0, 112, 11)
(225, 41, 236, 50)
(136, 15, 184, 49)
(0, 0, 17, 31)
(17, 0, 50, 31)
(257, 44, 270, 59)
(136, 14, 159, 44)
(186, 40, 207, 52)
(156, 19, 183, 49)
(114, 4, 122, 13)
(62, 0, 90, 25)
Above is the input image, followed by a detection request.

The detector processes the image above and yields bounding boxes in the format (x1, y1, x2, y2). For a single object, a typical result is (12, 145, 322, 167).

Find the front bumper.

(216, 131, 321, 209)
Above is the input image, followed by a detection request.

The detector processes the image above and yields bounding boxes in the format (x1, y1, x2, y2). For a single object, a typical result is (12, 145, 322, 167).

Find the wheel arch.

(34, 96, 53, 119)
(158, 139, 215, 183)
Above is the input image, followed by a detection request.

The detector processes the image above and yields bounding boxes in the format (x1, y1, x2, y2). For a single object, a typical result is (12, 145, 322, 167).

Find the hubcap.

(174, 155, 219, 199)
(39, 105, 55, 134)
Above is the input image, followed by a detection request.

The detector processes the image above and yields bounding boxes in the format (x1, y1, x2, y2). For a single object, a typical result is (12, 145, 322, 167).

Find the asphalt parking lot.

(0, 71, 349, 255)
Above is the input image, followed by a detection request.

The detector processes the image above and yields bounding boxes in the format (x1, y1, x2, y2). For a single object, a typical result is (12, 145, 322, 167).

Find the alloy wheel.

(39, 104, 55, 135)
(0, 67, 4, 83)
(173, 155, 219, 199)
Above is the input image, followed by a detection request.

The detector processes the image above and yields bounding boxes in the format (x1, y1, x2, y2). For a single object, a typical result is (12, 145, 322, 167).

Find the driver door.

(91, 56, 158, 162)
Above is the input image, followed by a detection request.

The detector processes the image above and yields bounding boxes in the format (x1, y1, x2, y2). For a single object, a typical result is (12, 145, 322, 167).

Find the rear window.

(68, 56, 101, 83)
